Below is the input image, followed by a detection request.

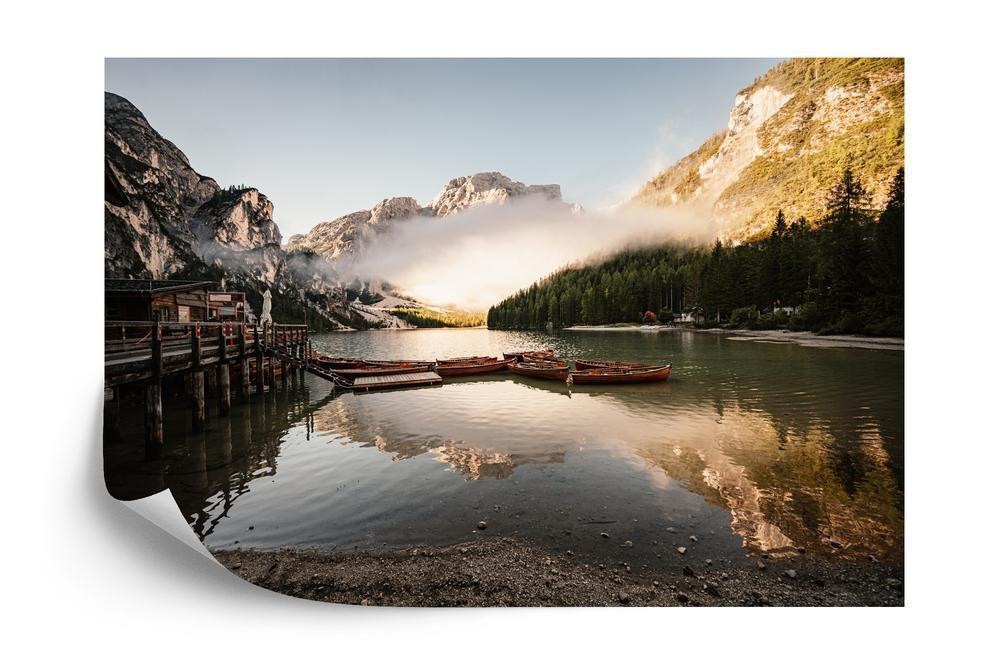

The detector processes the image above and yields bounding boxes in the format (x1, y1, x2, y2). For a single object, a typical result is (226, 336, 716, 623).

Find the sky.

(105, 58, 782, 240)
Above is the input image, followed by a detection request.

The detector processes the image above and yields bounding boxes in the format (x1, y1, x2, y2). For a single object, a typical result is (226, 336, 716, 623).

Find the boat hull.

(503, 349, 556, 361)
(570, 365, 672, 384)
(313, 356, 364, 369)
(436, 359, 512, 377)
(509, 362, 569, 381)
(573, 359, 661, 371)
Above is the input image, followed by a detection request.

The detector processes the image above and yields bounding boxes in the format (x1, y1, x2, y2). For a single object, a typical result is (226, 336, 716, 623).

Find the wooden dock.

(349, 371, 443, 392)
(105, 320, 311, 457)
(104, 318, 450, 458)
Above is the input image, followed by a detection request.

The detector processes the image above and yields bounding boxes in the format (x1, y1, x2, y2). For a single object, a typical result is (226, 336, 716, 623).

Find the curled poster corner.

(121, 491, 216, 562)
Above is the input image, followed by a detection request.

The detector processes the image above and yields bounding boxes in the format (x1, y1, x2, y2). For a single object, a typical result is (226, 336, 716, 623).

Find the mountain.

(632, 58, 904, 241)
(287, 171, 572, 261)
(104, 92, 351, 327)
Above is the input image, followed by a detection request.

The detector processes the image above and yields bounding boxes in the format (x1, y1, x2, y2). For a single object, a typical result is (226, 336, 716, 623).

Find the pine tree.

(819, 168, 871, 319)
(873, 167, 904, 321)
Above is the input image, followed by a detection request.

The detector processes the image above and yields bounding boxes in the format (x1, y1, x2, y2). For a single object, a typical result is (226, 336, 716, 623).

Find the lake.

(105, 328, 903, 570)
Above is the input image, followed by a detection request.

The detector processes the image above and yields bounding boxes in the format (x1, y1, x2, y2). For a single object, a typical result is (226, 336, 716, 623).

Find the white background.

(2, 1, 998, 664)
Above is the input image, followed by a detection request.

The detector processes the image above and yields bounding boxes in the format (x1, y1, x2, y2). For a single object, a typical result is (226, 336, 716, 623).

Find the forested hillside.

(488, 167, 904, 337)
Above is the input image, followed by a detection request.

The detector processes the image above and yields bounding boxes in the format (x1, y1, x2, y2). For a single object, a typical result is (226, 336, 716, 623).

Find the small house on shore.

(105, 279, 213, 322)
(677, 307, 706, 325)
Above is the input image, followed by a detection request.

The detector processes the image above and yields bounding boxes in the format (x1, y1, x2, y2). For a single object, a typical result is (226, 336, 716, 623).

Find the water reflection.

(104, 329, 903, 565)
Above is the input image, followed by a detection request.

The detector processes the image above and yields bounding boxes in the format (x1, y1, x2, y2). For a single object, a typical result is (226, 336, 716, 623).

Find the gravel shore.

(213, 538, 903, 607)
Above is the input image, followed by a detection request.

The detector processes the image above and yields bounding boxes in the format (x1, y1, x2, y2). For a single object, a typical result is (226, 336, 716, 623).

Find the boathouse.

(105, 279, 212, 322)
(208, 291, 248, 322)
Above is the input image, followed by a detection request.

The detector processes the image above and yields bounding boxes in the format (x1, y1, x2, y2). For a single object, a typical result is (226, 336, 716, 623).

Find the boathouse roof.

(105, 279, 214, 295)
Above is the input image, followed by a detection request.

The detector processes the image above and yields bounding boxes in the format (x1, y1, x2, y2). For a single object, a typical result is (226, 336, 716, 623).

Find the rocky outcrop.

(632, 58, 904, 241)
(105, 92, 350, 327)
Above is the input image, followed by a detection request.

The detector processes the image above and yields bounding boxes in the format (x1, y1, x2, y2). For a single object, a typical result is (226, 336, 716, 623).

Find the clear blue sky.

(105, 58, 782, 239)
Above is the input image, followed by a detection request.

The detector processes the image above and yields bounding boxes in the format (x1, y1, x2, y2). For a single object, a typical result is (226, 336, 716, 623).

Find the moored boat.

(436, 355, 497, 366)
(363, 359, 434, 367)
(312, 354, 365, 369)
(573, 359, 662, 371)
(503, 349, 556, 361)
(435, 357, 512, 377)
(509, 359, 570, 381)
(569, 364, 672, 385)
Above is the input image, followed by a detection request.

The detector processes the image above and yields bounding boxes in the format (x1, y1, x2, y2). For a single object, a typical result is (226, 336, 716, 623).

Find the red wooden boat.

(436, 355, 497, 366)
(312, 354, 365, 369)
(332, 363, 435, 379)
(509, 359, 570, 381)
(573, 359, 662, 371)
(569, 364, 672, 385)
(435, 358, 512, 377)
(503, 349, 556, 361)
(363, 359, 434, 367)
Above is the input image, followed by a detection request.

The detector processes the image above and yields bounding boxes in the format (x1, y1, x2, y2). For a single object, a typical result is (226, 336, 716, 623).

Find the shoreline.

(564, 324, 903, 351)
(212, 539, 903, 607)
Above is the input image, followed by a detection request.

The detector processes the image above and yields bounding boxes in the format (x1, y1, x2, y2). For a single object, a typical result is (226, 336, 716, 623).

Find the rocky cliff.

(105, 92, 350, 327)
(632, 58, 904, 240)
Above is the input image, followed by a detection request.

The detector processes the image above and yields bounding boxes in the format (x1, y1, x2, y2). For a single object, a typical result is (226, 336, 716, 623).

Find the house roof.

(105, 279, 214, 296)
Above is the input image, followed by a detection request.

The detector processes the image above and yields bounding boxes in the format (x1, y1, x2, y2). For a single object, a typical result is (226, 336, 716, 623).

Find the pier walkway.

(105, 320, 317, 457)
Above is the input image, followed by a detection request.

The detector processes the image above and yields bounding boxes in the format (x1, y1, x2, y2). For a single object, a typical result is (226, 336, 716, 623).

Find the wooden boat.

(503, 349, 556, 361)
(363, 358, 434, 367)
(436, 355, 497, 366)
(435, 357, 512, 377)
(573, 359, 662, 371)
(569, 364, 672, 385)
(332, 363, 435, 379)
(312, 355, 365, 369)
(509, 359, 570, 381)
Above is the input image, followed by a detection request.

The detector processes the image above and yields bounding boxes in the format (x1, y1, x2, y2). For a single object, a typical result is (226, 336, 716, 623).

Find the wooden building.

(105, 279, 212, 322)
(207, 291, 248, 322)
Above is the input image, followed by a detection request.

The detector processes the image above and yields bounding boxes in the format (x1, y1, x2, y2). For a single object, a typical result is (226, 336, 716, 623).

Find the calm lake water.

(105, 328, 903, 569)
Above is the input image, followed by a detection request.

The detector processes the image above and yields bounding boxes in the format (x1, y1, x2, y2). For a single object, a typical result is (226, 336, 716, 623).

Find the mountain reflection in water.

(104, 328, 903, 567)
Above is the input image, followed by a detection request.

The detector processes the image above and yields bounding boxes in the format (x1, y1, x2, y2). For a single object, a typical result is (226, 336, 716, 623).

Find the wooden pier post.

(217, 324, 230, 415)
(145, 323, 164, 459)
(218, 363, 231, 415)
(238, 325, 250, 403)
(190, 324, 206, 432)
(255, 324, 265, 395)
(191, 323, 202, 367)
(145, 382, 163, 459)
(192, 369, 206, 432)
(240, 358, 251, 403)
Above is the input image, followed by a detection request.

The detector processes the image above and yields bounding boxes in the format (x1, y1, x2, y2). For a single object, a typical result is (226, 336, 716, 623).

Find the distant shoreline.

(562, 324, 904, 351)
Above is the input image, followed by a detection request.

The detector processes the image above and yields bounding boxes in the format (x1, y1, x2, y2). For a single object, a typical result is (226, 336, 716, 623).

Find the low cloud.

(334, 196, 715, 311)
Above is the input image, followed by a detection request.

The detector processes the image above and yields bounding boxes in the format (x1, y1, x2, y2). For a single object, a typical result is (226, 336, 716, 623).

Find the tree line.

(487, 167, 903, 337)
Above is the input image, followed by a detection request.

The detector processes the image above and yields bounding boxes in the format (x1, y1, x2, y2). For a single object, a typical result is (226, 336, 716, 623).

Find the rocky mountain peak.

(429, 171, 563, 217)
(290, 171, 570, 263)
